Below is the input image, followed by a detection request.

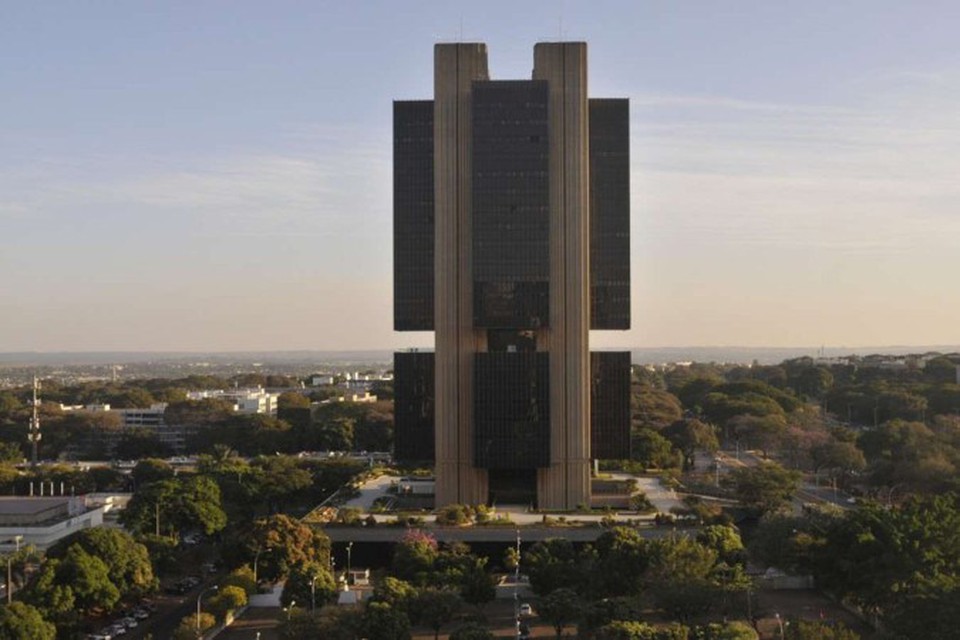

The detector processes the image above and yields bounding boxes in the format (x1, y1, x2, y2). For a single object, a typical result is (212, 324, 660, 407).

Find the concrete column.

(434, 43, 489, 507)
(533, 42, 591, 510)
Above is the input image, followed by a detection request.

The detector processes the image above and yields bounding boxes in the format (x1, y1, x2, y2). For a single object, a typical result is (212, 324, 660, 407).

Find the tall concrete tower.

(394, 42, 631, 510)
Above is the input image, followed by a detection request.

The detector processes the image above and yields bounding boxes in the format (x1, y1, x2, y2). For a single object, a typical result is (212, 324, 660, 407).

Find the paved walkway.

(342, 474, 396, 511)
(340, 473, 683, 525)
(216, 607, 282, 640)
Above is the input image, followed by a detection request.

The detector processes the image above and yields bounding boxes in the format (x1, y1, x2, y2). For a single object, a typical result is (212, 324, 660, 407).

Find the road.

(701, 449, 854, 512)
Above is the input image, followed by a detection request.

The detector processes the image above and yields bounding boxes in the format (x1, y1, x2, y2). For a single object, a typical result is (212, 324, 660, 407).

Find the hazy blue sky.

(2, 1, 959, 352)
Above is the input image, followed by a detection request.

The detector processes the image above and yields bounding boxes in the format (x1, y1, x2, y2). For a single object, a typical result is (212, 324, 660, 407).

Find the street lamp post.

(310, 575, 318, 612)
(774, 612, 785, 639)
(197, 585, 218, 633)
(514, 529, 521, 640)
(346, 542, 353, 585)
(253, 545, 272, 585)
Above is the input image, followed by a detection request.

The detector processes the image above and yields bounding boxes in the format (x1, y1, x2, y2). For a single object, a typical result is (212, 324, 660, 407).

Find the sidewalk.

(341, 473, 683, 525)
(215, 607, 282, 640)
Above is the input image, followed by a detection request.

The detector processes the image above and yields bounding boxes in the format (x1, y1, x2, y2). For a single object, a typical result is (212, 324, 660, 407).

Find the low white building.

(186, 388, 280, 415)
(0, 497, 104, 550)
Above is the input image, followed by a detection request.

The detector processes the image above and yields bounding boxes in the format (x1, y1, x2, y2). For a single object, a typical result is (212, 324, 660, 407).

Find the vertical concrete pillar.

(534, 42, 591, 510)
(434, 44, 489, 507)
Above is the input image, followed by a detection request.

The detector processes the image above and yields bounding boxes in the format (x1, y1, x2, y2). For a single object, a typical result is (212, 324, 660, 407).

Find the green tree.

(729, 414, 787, 457)
(811, 495, 960, 615)
(319, 416, 355, 451)
(692, 621, 758, 639)
(783, 619, 859, 640)
(449, 622, 495, 640)
(633, 387, 684, 430)
(413, 588, 461, 640)
(121, 475, 227, 538)
(372, 577, 419, 619)
(392, 530, 439, 586)
(595, 620, 689, 640)
(115, 431, 171, 460)
(435, 503, 471, 526)
(358, 601, 411, 640)
(747, 511, 835, 574)
(21, 560, 75, 617)
(56, 544, 121, 612)
(247, 514, 331, 583)
(538, 588, 581, 639)
(108, 387, 156, 409)
(278, 608, 361, 640)
(278, 391, 312, 410)
(592, 527, 650, 597)
(131, 458, 175, 487)
(787, 366, 834, 399)
(662, 419, 719, 469)
(810, 441, 866, 486)
(221, 565, 258, 596)
(578, 596, 644, 638)
(696, 525, 745, 564)
(525, 538, 583, 596)
(0, 602, 57, 640)
(882, 587, 959, 640)
(253, 455, 313, 513)
(173, 611, 216, 640)
(280, 562, 336, 610)
(207, 585, 248, 621)
(646, 537, 721, 622)
(632, 428, 682, 469)
(702, 391, 785, 426)
(164, 398, 234, 427)
(458, 556, 496, 612)
(724, 462, 801, 514)
(48, 527, 155, 598)
(0, 442, 23, 464)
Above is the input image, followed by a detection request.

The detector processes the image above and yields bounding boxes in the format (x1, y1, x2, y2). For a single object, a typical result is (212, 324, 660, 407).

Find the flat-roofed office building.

(394, 42, 631, 510)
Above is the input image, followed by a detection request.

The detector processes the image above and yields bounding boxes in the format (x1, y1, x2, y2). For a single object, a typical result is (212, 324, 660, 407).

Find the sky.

(1, 1, 959, 352)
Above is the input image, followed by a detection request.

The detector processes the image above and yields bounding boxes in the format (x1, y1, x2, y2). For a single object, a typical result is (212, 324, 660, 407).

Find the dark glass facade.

(393, 100, 435, 331)
(392, 58, 633, 486)
(589, 99, 631, 330)
(472, 81, 550, 329)
(590, 351, 632, 460)
(474, 352, 550, 468)
(393, 351, 435, 462)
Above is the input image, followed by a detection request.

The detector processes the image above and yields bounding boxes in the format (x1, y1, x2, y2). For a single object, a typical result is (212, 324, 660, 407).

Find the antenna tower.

(28, 376, 41, 465)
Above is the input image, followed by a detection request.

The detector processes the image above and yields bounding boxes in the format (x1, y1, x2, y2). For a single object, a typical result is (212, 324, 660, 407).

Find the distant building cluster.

(186, 387, 281, 414)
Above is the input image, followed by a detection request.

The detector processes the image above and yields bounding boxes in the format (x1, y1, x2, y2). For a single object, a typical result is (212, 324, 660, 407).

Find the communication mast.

(28, 376, 41, 465)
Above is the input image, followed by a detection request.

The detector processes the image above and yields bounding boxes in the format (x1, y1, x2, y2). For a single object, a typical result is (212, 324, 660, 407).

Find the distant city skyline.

(3, 1, 959, 352)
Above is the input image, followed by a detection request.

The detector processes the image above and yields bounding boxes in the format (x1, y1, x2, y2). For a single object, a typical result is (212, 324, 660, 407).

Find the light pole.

(514, 529, 521, 640)
(197, 585, 218, 633)
(253, 545, 272, 585)
(346, 542, 353, 585)
(774, 612, 784, 639)
(310, 575, 318, 612)
(285, 599, 296, 620)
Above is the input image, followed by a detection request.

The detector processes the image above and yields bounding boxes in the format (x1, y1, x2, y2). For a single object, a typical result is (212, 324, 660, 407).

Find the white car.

(519, 603, 534, 616)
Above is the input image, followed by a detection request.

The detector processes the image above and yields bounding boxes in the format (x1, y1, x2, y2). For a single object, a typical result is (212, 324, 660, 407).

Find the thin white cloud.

(632, 76, 960, 257)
